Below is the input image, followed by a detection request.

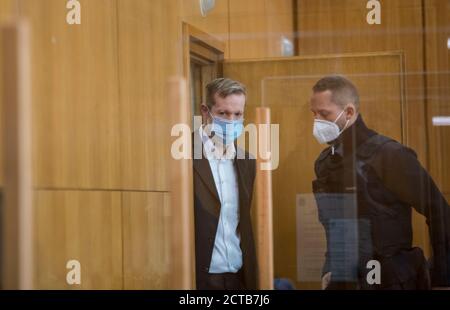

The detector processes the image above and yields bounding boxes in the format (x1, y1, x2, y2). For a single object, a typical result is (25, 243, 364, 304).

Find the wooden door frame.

(182, 22, 225, 76)
(182, 23, 225, 123)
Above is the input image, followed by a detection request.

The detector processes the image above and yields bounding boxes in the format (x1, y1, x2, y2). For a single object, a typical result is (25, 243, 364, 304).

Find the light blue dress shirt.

(199, 126, 243, 274)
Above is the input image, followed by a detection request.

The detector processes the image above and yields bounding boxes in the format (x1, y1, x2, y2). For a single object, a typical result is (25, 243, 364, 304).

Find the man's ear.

(201, 104, 209, 117)
(200, 104, 209, 123)
(346, 103, 357, 119)
(200, 104, 208, 114)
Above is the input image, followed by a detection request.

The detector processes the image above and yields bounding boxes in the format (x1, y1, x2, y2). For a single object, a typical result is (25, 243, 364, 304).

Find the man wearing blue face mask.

(193, 78, 258, 290)
(310, 75, 450, 290)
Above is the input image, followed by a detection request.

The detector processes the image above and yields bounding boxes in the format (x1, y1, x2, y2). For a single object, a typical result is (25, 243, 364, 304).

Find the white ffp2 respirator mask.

(313, 109, 349, 144)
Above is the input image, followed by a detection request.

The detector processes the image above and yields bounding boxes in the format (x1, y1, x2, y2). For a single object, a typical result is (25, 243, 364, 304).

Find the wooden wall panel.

(180, 0, 230, 57)
(22, 0, 184, 289)
(117, 0, 180, 191)
(225, 53, 404, 289)
(229, 0, 294, 59)
(34, 190, 122, 289)
(180, 0, 295, 60)
(0, 24, 4, 189)
(425, 0, 450, 195)
(229, 0, 267, 59)
(0, 0, 15, 20)
(122, 192, 171, 289)
(0, 0, 17, 187)
(265, 0, 295, 58)
(21, 0, 121, 189)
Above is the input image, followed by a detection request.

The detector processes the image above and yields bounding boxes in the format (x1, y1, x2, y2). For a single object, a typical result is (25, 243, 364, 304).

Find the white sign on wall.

(296, 194, 327, 282)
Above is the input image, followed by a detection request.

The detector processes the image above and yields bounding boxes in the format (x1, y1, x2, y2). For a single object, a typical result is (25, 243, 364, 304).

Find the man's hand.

(321, 272, 332, 290)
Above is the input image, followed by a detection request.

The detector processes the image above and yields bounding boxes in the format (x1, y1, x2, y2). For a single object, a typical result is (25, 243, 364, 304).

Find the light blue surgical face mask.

(208, 111, 244, 145)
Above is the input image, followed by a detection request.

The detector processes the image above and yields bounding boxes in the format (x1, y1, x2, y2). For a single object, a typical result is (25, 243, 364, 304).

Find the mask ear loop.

(205, 110, 216, 138)
(331, 109, 350, 155)
(333, 109, 346, 123)
(339, 118, 350, 134)
(336, 106, 350, 134)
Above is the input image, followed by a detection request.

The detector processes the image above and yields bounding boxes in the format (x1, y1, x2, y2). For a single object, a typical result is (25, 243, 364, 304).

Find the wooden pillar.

(1, 20, 33, 289)
(255, 107, 274, 289)
(168, 77, 195, 289)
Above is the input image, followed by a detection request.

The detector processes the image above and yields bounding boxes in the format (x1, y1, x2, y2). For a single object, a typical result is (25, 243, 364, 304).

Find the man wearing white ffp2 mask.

(310, 75, 450, 290)
(310, 81, 357, 148)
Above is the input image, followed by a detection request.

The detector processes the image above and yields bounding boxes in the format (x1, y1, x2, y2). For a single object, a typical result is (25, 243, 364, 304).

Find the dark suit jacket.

(193, 131, 258, 289)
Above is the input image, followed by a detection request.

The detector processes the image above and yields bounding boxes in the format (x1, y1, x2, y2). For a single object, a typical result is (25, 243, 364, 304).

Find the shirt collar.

(330, 114, 376, 156)
(199, 125, 236, 160)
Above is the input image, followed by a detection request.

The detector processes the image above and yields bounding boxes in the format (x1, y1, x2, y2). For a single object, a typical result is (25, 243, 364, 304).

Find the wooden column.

(1, 20, 33, 289)
(254, 107, 274, 289)
(168, 77, 195, 289)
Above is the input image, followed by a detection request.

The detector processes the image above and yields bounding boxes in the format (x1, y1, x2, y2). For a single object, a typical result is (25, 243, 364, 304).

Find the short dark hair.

(312, 75, 360, 110)
(205, 78, 247, 109)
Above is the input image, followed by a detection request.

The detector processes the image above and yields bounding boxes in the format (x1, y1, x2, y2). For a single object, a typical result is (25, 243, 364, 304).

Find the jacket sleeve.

(374, 142, 450, 286)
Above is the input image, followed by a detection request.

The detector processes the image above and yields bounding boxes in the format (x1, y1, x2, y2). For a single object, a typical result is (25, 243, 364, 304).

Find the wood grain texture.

(265, 0, 295, 58)
(122, 191, 171, 289)
(117, 0, 179, 191)
(21, 0, 121, 189)
(0, 0, 16, 20)
(229, 0, 267, 59)
(34, 190, 122, 289)
(0, 0, 17, 187)
(229, 0, 294, 59)
(181, 0, 295, 60)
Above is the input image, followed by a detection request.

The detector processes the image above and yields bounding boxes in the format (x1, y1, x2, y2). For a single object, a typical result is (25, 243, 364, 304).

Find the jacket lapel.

(193, 157, 221, 203)
(192, 131, 221, 204)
